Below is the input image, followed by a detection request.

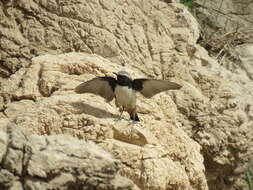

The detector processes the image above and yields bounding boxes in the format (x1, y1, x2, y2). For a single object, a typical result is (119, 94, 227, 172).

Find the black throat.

(116, 75, 132, 87)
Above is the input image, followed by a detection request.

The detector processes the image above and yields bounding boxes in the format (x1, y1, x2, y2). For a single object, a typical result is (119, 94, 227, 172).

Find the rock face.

(185, 1, 253, 188)
(195, 0, 253, 34)
(234, 43, 253, 80)
(194, 0, 253, 80)
(0, 0, 252, 190)
(0, 124, 136, 190)
(0, 53, 208, 190)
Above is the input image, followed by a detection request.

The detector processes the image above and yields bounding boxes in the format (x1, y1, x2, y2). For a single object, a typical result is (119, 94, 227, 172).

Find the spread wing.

(75, 77, 117, 102)
(132, 79, 182, 98)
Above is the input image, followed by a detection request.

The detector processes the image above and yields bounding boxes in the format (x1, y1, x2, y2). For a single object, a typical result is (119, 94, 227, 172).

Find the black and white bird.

(75, 71, 181, 121)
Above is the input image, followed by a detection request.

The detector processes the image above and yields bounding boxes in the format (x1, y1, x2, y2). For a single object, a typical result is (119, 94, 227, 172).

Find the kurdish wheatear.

(75, 71, 181, 121)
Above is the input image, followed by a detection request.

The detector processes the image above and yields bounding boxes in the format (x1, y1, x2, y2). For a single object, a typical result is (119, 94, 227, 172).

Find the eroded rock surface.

(0, 0, 252, 189)
(194, 0, 253, 84)
(0, 124, 137, 190)
(1, 53, 208, 190)
(195, 0, 253, 34)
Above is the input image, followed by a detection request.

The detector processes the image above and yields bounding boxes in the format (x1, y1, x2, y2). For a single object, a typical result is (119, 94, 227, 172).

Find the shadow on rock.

(71, 102, 118, 119)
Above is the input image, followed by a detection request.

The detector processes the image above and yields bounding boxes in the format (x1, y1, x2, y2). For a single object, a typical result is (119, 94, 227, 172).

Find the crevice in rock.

(0, 110, 8, 118)
(143, 26, 154, 61)
(132, 32, 145, 60)
(20, 145, 32, 187)
(112, 136, 145, 147)
(0, 93, 37, 103)
(121, 161, 135, 170)
(159, 52, 166, 80)
(0, 61, 12, 78)
(203, 152, 234, 190)
(37, 65, 48, 97)
(98, 0, 108, 11)
(0, 128, 11, 169)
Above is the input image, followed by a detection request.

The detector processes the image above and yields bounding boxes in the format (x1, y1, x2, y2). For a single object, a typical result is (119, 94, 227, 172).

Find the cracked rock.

(0, 125, 136, 190)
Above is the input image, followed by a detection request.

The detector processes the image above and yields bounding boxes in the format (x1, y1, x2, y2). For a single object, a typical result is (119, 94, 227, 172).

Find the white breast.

(114, 85, 136, 110)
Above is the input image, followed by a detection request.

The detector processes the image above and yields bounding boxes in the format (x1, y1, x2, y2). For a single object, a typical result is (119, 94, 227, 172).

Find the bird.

(75, 71, 182, 121)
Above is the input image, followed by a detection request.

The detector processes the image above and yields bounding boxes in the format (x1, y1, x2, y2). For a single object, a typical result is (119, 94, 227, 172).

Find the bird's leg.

(118, 107, 124, 120)
(115, 100, 123, 120)
(131, 113, 138, 124)
(128, 108, 140, 123)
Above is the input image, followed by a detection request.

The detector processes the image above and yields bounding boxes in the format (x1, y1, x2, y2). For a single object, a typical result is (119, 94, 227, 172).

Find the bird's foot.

(114, 115, 124, 121)
(117, 116, 122, 121)
(128, 120, 140, 125)
(115, 107, 124, 121)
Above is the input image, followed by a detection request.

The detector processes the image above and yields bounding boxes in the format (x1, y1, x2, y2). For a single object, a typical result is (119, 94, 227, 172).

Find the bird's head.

(113, 71, 131, 78)
(113, 71, 132, 85)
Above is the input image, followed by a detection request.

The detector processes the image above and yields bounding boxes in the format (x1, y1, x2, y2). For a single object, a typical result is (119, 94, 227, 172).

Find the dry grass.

(186, 0, 253, 64)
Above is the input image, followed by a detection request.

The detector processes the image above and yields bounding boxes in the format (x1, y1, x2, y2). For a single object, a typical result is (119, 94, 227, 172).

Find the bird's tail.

(131, 113, 140, 121)
(128, 110, 140, 121)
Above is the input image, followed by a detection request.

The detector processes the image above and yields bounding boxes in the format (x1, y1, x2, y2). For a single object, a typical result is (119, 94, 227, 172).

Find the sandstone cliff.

(0, 0, 252, 189)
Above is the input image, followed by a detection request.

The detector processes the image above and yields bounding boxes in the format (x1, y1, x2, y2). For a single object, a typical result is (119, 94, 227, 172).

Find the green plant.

(244, 171, 253, 190)
(180, 0, 194, 8)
